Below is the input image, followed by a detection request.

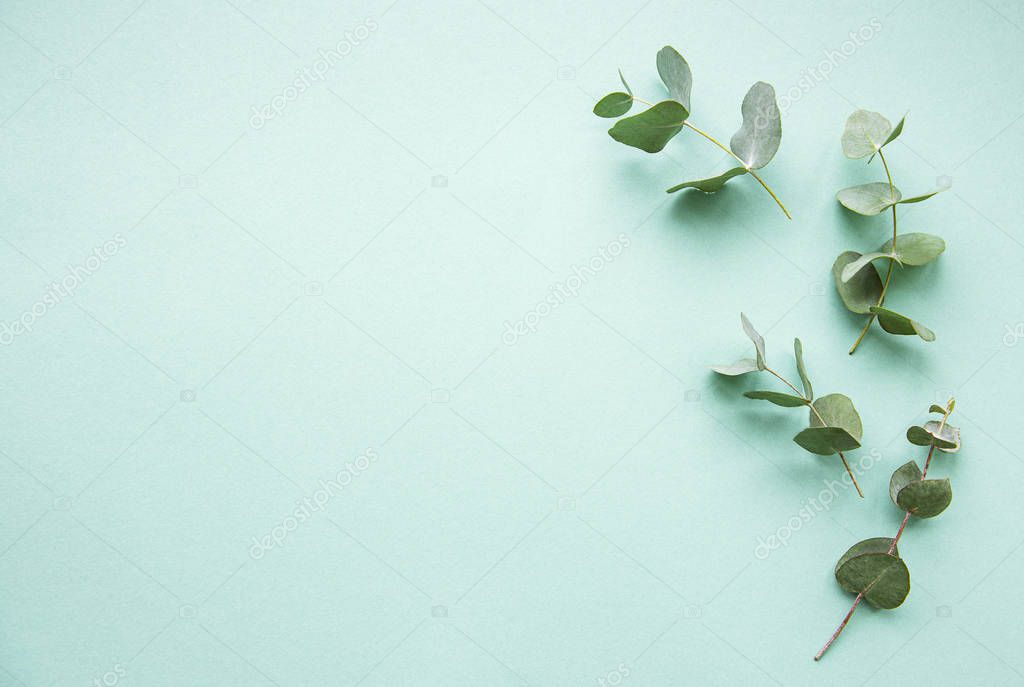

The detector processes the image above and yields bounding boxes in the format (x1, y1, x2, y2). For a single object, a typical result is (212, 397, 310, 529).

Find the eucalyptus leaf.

(879, 232, 946, 266)
(837, 182, 901, 215)
(744, 390, 808, 407)
(833, 251, 883, 315)
(794, 338, 813, 400)
(929, 404, 946, 414)
(889, 460, 922, 505)
(810, 393, 863, 442)
(710, 358, 761, 376)
(841, 110, 893, 159)
(882, 113, 906, 148)
(907, 421, 961, 452)
(740, 312, 766, 370)
(618, 68, 632, 96)
(896, 477, 952, 518)
(835, 538, 910, 609)
(656, 46, 693, 111)
(897, 186, 948, 206)
(793, 426, 860, 456)
(594, 92, 633, 118)
(869, 306, 936, 341)
(840, 251, 900, 283)
(607, 100, 689, 153)
(729, 81, 782, 169)
(666, 167, 748, 193)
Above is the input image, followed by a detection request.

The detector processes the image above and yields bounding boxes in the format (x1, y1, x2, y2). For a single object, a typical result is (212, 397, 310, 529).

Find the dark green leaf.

(608, 100, 689, 153)
(879, 232, 946, 266)
(837, 182, 901, 215)
(710, 358, 760, 376)
(889, 460, 922, 505)
(794, 338, 813, 400)
(793, 426, 860, 456)
(833, 251, 883, 315)
(835, 537, 910, 609)
(656, 46, 692, 110)
(618, 68, 632, 96)
(870, 306, 936, 341)
(594, 92, 633, 118)
(743, 390, 808, 407)
(907, 421, 961, 452)
(841, 110, 893, 159)
(929, 404, 947, 414)
(666, 167, 747, 193)
(740, 312, 766, 370)
(729, 81, 782, 169)
(897, 478, 952, 518)
(840, 251, 900, 283)
(810, 393, 863, 442)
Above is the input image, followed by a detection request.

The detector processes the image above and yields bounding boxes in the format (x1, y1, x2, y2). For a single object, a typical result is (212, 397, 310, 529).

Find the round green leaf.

(608, 100, 689, 153)
(743, 390, 808, 407)
(835, 538, 910, 609)
(879, 232, 946, 266)
(729, 81, 781, 170)
(907, 421, 961, 452)
(656, 45, 692, 111)
(837, 182, 902, 215)
(889, 460, 922, 505)
(666, 167, 747, 193)
(793, 426, 860, 456)
(594, 92, 633, 118)
(793, 338, 813, 400)
(840, 251, 900, 283)
(833, 251, 883, 315)
(810, 393, 863, 442)
(841, 110, 893, 159)
(710, 358, 760, 376)
(870, 306, 935, 341)
(897, 478, 953, 518)
(928, 404, 947, 414)
(740, 312, 766, 370)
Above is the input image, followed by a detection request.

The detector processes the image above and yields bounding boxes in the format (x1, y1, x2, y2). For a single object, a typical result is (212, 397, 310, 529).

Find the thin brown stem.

(814, 593, 863, 661)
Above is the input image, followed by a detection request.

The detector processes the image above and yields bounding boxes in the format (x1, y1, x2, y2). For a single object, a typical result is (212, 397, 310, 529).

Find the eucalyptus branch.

(712, 313, 865, 495)
(593, 46, 791, 219)
(831, 110, 950, 354)
(814, 399, 961, 660)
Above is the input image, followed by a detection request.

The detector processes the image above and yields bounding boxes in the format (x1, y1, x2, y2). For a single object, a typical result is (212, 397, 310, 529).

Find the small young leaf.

(896, 186, 948, 206)
(729, 82, 782, 169)
(841, 110, 893, 159)
(837, 182, 902, 215)
(594, 92, 633, 118)
(929, 404, 947, 414)
(881, 113, 906, 148)
(666, 167, 748, 193)
(744, 390, 808, 407)
(889, 460, 923, 505)
(607, 100, 689, 153)
(656, 46, 693, 111)
(618, 68, 632, 96)
(907, 421, 961, 452)
(740, 312, 766, 370)
(793, 426, 860, 455)
(869, 306, 936, 341)
(879, 232, 946, 266)
(840, 251, 900, 283)
(794, 338, 813, 400)
(833, 251, 883, 315)
(810, 393, 863, 442)
(710, 358, 761, 376)
(896, 478, 953, 518)
(834, 538, 910, 609)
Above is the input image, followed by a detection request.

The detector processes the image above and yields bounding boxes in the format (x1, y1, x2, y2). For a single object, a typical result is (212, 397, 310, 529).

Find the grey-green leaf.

(840, 251, 900, 283)
(594, 92, 633, 118)
(743, 390, 808, 407)
(870, 306, 936, 341)
(841, 110, 893, 159)
(608, 100, 689, 153)
(837, 182, 902, 215)
(656, 45, 692, 111)
(897, 477, 953, 518)
(666, 167, 747, 193)
(618, 68, 632, 96)
(889, 460, 922, 505)
(794, 338, 812, 400)
(740, 312, 766, 370)
(793, 426, 860, 456)
(897, 186, 948, 206)
(710, 358, 761, 376)
(833, 251, 883, 315)
(835, 537, 910, 609)
(879, 232, 946, 266)
(729, 81, 782, 169)
(881, 113, 906, 148)
(810, 393, 863, 442)
(907, 421, 961, 452)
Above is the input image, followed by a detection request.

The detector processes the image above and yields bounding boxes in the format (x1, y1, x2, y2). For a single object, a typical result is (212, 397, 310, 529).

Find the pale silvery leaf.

(837, 182, 902, 215)
(833, 251, 882, 315)
(729, 82, 782, 169)
(740, 312, 766, 369)
(711, 358, 760, 376)
(841, 251, 900, 283)
(656, 46, 692, 110)
(841, 109, 893, 159)
(879, 232, 946, 266)
(666, 167, 747, 193)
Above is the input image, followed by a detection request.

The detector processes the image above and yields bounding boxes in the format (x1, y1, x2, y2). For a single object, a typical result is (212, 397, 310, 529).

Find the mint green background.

(2, 1, 1023, 685)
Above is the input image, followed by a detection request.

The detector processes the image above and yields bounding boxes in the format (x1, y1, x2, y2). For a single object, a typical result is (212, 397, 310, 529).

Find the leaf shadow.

(667, 185, 752, 227)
